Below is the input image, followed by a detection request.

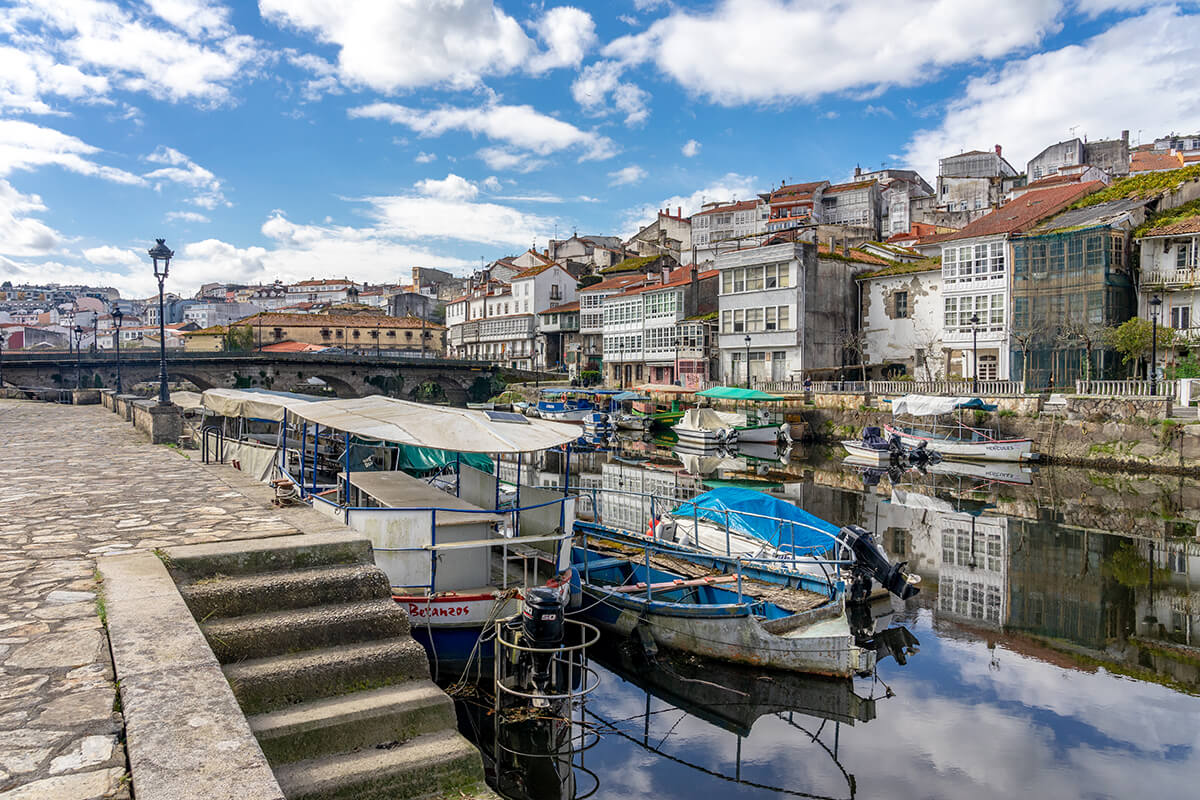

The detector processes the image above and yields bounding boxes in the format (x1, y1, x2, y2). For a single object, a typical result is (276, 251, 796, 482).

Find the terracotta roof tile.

(236, 312, 445, 330)
(1131, 150, 1186, 173)
(825, 179, 876, 194)
(539, 301, 580, 314)
(928, 181, 1103, 243)
(693, 200, 761, 217)
(1140, 215, 1200, 237)
(579, 274, 648, 293)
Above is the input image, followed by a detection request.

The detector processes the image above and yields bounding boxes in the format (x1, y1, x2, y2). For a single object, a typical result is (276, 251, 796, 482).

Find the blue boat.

(569, 545, 875, 677)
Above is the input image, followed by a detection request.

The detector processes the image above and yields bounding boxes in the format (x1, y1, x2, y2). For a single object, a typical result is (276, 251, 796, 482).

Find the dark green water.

(459, 439, 1200, 799)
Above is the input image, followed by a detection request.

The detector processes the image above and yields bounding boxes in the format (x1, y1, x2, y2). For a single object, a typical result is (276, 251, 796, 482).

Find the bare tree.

(1010, 321, 1048, 389)
(838, 329, 869, 382)
(1056, 318, 1111, 382)
(911, 324, 944, 381)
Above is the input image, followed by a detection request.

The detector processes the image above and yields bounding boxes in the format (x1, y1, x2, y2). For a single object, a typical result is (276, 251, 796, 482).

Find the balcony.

(1141, 267, 1200, 289)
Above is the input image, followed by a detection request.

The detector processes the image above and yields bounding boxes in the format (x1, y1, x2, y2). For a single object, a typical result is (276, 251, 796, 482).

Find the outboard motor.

(887, 433, 905, 457)
(906, 439, 941, 466)
(522, 587, 565, 694)
(837, 524, 921, 603)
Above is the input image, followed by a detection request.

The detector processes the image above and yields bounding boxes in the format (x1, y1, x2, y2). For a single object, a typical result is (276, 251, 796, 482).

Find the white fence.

(753, 378, 1026, 396)
(1074, 379, 1177, 398)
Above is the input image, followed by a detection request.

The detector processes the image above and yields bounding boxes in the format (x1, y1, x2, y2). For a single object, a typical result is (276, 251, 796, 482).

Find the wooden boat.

(569, 546, 875, 676)
(884, 394, 1034, 462)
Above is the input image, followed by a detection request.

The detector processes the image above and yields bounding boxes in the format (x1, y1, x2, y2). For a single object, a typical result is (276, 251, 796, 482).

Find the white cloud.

(477, 146, 548, 173)
(414, 173, 479, 201)
(2, 0, 264, 107)
(0, 179, 61, 257)
(609, 165, 647, 186)
(82, 245, 143, 267)
(529, 7, 597, 72)
(366, 194, 556, 248)
(261, 0, 592, 92)
(681, 139, 701, 157)
(165, 210, 210, 223)
(902, 6, 1200, 179)
(482, 176, 502, 192)
(0, 119, 145, 185)
(603, 0, 1065, 105)
(414, 151, 437, 163)
(0, 45, 109, 114)
(865, 104, 895, 118)
(349, 100, 618, 165)
(619, 172, 761, 235)
(571, 60, 650, 126)
(143, 146, 228, 209)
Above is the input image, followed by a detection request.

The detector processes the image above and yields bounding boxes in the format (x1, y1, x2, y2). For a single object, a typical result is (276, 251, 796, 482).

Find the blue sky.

(2, 0, 1199, 298)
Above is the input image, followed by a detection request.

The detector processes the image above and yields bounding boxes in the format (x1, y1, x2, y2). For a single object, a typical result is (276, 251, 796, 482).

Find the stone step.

(203, 598, 411, 662)
(165, 532, 373, 580)
(224, 637, 431, 715)
(249, 681, 456, 765)
(180, 563, 392, 619)
(273, 730, 485, 800)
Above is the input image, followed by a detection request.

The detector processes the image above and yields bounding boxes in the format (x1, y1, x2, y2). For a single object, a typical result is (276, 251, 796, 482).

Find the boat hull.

(736, 424, 788, 444)
(575, 584, 871, 677)
(884, 424, 1033, 462)
(840, 441, 891, 463)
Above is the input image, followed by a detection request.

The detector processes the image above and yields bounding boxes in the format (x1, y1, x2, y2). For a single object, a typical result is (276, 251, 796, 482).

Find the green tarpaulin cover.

(696, 386, 785, 402)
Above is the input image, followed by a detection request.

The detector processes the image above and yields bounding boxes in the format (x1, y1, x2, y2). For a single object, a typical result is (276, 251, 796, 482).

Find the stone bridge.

(0, 351, 550, 405)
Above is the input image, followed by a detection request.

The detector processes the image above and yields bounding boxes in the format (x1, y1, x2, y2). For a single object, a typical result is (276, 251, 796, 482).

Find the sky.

(2, 0, 1200, 300)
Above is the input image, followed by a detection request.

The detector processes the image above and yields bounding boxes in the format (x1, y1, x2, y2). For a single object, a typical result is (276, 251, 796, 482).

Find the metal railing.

(754, 378, 1026, 396)
(1074, 379, 1177, 398)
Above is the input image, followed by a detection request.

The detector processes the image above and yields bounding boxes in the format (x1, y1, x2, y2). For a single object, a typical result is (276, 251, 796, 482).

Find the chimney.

(1121, 129, 1129, 144)
(854, 165, 861, 178)
(661, 266, 670, 285)
(995, 144, 1002, 157)
(677, 206, 682, 219)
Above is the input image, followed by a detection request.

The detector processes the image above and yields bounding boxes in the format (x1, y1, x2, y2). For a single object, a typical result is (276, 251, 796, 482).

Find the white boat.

(884, 394, 1034, 462)
(535, 388, 597, 422)
(673, 407, 739, 448)
(269, 396, 585, 665)
(841, 440, 892, 464)
(465, 401, 494, 411)
(582, 410, 613, 437)
(694, 387, 793, 444)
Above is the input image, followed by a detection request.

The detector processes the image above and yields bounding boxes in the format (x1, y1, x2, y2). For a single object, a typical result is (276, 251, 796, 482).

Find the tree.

(224, 324, 255, 352)
(838, 329, 868, 382)
(1103, 317, 1175, 378)
(911, 324, 944, 381)
(1056, 318, 1111, 382)
(1009, 321, 1047, 389)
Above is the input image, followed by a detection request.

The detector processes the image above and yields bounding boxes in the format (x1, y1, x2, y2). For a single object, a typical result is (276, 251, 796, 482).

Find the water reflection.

(471, 437, 1200, 800)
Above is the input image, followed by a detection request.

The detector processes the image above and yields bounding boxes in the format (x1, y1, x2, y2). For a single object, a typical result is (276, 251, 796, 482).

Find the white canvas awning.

(201, 388, 315, 421)
(288, 395, 581, 454)
(169, 391, 205, 411)
(891, 395, 975, 417)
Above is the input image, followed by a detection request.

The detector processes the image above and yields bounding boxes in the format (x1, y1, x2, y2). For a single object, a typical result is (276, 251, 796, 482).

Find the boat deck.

(345, 471, 505, 527)
(586, 541, 826, 614)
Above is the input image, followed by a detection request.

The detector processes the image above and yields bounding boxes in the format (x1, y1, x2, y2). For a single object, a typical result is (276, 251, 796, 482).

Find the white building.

(715, 242, 858, 384)
(936, 147, 1020, 219)
(183, 302, 263, 329)
(691, 199, 769, 263)
(855, 168, 936, 237)
(1136, 212, 1200, 345)
(286, 279, 359, 305)
(857, 262, 944, 379)
(577, 274, 648, 367)
(820, 180, 883, 238)
(626, 209, 693, 264)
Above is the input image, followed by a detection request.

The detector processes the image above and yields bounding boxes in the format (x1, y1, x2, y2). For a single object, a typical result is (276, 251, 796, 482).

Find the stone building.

(221, 312, 445, 356)
(857, 261, 944, 379)
(934, 147, 1020, 222)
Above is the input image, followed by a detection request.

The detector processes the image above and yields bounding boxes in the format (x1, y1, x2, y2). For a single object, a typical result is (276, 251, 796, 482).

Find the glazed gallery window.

(722, 306, 792, 333)
(721, 264, 792, 294)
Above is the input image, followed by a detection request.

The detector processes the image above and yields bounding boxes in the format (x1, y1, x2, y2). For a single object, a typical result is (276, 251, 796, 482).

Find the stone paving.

(0, 400, 300, 799)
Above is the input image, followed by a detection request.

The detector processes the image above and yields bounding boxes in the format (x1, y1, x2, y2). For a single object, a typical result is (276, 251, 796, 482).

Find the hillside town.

(4, 130, 1199, 392)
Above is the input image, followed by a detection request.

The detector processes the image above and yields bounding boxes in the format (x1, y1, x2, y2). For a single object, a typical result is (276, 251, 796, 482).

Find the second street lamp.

(112, 308, 124, 394)
(969, 312, 981, 393)
(1150, 294, 1163, 396)
(73, 325, 84, 389)
(0, 329, 6, 389)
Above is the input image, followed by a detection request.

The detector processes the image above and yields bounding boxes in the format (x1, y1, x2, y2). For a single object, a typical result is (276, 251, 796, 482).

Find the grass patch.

(999, 408, 1017, 418)
(152, 548, 175, 568)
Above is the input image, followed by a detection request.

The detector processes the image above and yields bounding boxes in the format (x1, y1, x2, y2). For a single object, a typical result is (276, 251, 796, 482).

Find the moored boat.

(672, 407, 739, 448)
(884, 394, 1034, 462)
(569, 545, 875, 676)
(694, 386, 792, 444)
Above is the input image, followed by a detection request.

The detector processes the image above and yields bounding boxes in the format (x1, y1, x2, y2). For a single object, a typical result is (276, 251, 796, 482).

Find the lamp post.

(969, 312, 981, 393)
(744, 334, 751, 389)
(148, 238, 174, 405)
(257, 312, 264, 352)
(0, 329, 6, 389)
(73, 325, 84, 389)
(112, 308, 124, 394)
(1149, 294, 1162, 396)
(92, 313, 98, 355)
(673, 334, 681, 386)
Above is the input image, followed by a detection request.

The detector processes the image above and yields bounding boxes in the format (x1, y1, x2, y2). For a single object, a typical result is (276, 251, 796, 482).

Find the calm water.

(457, 437, 1200, 800)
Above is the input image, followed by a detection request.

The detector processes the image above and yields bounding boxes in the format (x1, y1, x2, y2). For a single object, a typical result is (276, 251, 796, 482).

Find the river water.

(455, 436, 1200, 800)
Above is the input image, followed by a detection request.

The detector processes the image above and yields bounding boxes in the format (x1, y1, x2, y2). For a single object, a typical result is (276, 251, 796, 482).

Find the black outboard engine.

(906, 439, 941, 466)
(837, 524, 921, 603)
(522, 587, 565, 694)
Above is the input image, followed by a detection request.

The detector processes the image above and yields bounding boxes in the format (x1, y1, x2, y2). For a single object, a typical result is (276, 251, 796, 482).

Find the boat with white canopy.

(884, 394, 1034, 462)
(674, 387, 792, 445)
(273, 396, 584, 665)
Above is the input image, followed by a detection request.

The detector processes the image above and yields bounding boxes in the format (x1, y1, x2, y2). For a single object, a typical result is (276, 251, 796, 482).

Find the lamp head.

(1150, 294, 1162, 308)
(148, 238, 174, 279)
(112, 308, 123, 328)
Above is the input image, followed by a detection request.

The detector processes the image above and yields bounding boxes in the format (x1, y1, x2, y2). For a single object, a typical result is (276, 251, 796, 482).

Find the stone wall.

(1062, 395, 1172, 421)
(131, 400, 183, 445)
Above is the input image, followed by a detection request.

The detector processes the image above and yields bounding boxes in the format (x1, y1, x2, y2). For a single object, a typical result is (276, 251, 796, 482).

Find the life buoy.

(646, 516, 658, 538)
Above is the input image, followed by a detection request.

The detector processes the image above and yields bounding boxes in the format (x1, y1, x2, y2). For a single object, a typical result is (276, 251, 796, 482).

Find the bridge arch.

(308, 373, 361, 398)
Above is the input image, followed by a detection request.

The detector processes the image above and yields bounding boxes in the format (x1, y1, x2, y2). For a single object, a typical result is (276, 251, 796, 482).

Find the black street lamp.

(112, 308, 124, 394)
(0, 329, 6, 389)
(1149, 294, 1162, 396)
(148, 238, 174, 405)
(92, 313, 98, 355)
(73, 325, 84, 389)
(969, 312, 981, 393)
(744, 333, 752, 389)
